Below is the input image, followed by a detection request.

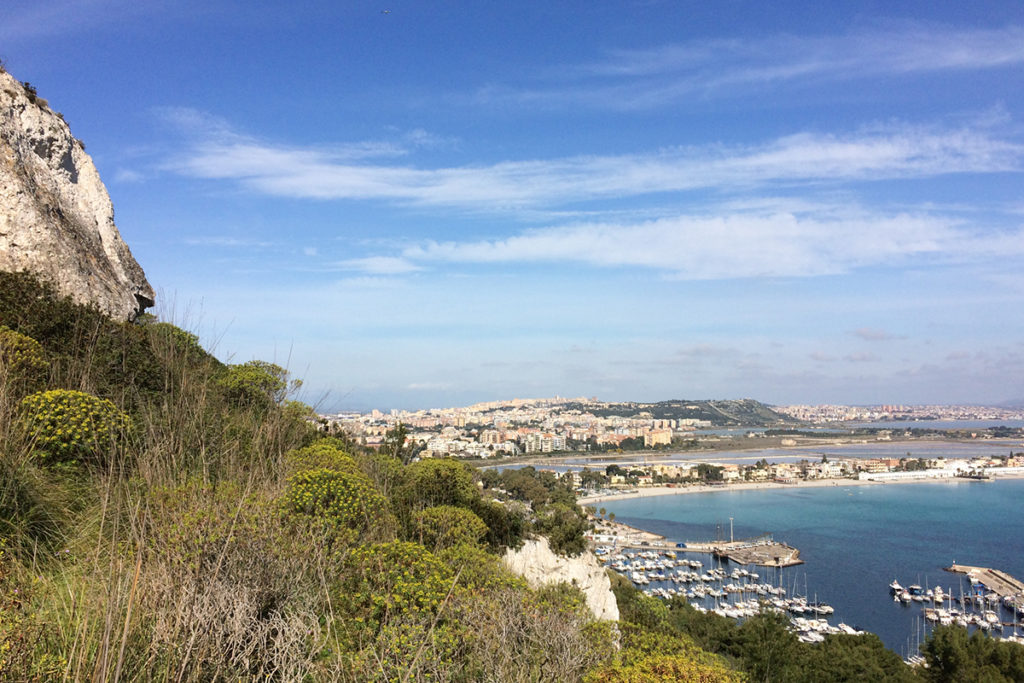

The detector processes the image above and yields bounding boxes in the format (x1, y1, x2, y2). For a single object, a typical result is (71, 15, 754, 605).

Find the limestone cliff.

(504, 538, 619, 621)
(0, 68, 153, 320)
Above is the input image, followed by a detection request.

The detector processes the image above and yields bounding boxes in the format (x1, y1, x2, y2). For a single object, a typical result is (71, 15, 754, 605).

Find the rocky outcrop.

(504, 538, 619, 621)
(0, 69, 153, 320)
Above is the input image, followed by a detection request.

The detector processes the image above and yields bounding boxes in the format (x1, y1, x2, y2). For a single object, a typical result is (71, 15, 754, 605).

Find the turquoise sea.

(602, 478, 1024, 655)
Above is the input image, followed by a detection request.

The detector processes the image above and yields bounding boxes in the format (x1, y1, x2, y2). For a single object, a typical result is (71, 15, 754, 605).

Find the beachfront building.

(858, 468, 958, 482)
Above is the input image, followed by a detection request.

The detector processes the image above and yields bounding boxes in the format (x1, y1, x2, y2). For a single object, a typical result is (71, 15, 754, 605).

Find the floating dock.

(944, 564, 1024, 598)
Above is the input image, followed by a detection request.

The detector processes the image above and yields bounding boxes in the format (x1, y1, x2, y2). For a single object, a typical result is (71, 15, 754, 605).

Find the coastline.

(578, 471, 1024, 505)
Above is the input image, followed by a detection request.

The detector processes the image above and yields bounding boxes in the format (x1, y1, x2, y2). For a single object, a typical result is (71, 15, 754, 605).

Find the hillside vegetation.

(0, 272, 744, 681)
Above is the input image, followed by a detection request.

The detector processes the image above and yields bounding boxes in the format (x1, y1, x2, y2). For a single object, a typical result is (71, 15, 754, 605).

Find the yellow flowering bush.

(583, 653, 746, 682)
(436, 543, 526, 595)
(17, 389, 130, 465)
(339, 617, 463, 682)
(285, 442, 358, 474)
(412, 505, 488, 551)
(338, 541, 454, 633)
(283, 466, 393, 538)
(0, 326, 49, 398)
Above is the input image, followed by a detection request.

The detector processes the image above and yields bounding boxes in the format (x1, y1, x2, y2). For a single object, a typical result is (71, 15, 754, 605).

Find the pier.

(685, 534, 804, 568)
(944, 564, 1024, 598)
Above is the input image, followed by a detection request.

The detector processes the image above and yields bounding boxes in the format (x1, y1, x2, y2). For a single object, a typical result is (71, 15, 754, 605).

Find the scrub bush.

(401, 458, 478, 510)
(283, 466, 394, 541)
(338, 540, 454, 633)
(144, 480, 327, 679)
(412, 505, 489, 551)
(218, 360, 290, 410)
(584, 653, 746, 683)
(17, 389, 130, 466)
(285, 442, 358, 474)
(0, 326, 49, 398)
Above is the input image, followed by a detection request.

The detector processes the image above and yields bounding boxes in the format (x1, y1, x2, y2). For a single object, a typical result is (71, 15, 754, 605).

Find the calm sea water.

(602, 478, 1024, 654)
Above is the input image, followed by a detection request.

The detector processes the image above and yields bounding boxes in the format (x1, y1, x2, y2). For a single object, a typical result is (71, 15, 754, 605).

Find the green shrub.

(218, 360, 290, 409)
(338, 541, 454, 633)
(584, 653, 746, 682)
(400, 458, 478, 510)
(0, 273, 164, 411)
(412, 505, 488, 551)
(535, 501, 590, 556)
(283, 466, 394, 541)
(145, 321, 207, 362)
(339, 617, 463, 682)
(352, 449, 406, 499)
(17, 390, 130, 466)
(0, 326, 49, 398)
(284, 442, 357, 474)
(0, 538, 65, 679)
(436, 543, 526, 594)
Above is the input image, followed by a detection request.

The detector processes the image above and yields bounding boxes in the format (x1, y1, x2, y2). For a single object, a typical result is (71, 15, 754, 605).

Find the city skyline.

(3, 2, 1024, 411)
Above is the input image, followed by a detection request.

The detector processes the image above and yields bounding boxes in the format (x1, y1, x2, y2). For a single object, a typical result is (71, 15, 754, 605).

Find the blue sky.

(3, 1, 1024, 411)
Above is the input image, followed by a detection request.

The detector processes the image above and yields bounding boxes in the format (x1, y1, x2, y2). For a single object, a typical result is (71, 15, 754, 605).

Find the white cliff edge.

(503, 537, 619, 621)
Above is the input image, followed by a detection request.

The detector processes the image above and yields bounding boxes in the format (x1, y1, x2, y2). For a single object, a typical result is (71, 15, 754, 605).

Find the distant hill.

(562, 398, 799, 427)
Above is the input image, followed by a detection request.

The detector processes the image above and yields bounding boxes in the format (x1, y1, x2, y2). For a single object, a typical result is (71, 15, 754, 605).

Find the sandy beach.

(578, 471, 1024, 505)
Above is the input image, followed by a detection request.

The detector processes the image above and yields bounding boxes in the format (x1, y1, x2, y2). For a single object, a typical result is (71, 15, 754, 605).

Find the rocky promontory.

(0, 68, 153, 320)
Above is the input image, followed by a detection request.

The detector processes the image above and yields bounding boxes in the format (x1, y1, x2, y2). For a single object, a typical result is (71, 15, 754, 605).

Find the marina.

(600, 477, 1024, 654)
(598, 545, 854, 643)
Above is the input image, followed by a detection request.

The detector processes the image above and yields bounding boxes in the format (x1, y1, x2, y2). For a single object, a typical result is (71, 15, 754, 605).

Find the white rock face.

(0, 69, 153, 320)
(503, 537, 619, 621)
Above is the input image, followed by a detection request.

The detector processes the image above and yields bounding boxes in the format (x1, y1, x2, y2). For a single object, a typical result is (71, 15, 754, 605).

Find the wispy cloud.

(482, 24, 1024, 110)
(398, 210, 1024, 280)
(339, 256, 423, 275)
(113, 168, 145, 183)
(164, 111, 1023, 209)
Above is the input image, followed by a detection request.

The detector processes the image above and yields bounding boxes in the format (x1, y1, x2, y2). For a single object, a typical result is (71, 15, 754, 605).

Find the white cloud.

(114, 168, 144, 183)
(339, 256, 423, 275)
(164, 117, 1023, 209)
(398, 211, 1024, 280)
